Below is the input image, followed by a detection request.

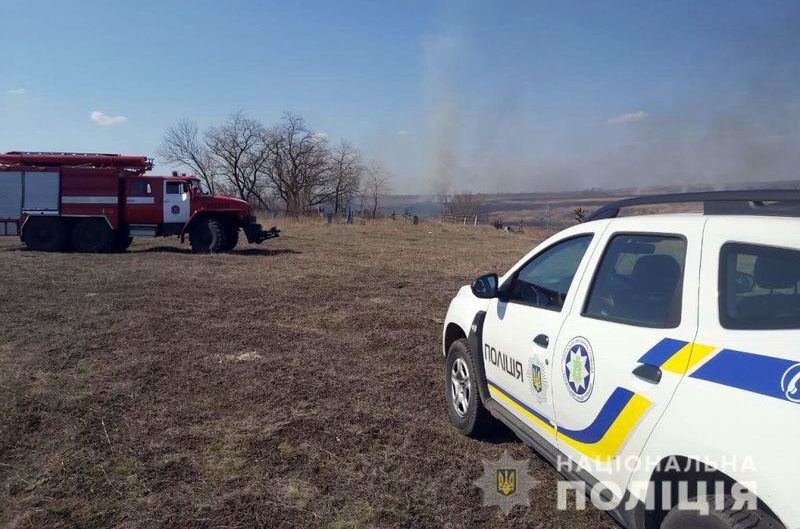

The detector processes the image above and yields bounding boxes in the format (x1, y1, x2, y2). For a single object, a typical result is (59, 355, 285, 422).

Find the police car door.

(550, 216, 703, 500)
(687, 217, 800, 514)
(482, 230, 599, 446)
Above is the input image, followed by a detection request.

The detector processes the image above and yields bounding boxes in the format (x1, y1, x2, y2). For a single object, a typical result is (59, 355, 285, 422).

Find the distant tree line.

(159, 111, 391, 216)
(442, 192, 484, 217)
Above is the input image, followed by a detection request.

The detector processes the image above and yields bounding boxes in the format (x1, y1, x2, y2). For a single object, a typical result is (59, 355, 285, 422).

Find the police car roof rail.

(587, 189, 800, 221)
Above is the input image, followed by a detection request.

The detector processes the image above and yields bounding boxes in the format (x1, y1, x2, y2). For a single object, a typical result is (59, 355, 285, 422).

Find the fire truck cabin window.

(131, 181, 152, 194)
(166, 182, 183, 195)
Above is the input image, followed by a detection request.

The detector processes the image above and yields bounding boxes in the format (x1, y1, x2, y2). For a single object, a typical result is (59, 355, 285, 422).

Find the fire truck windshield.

(192, 178, 210, 195)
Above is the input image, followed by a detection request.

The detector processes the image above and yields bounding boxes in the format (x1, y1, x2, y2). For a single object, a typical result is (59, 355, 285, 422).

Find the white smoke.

(422, 34, 461, 198)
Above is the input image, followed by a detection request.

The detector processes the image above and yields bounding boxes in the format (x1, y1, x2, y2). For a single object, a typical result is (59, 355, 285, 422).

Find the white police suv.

(443, 191, 799, 529)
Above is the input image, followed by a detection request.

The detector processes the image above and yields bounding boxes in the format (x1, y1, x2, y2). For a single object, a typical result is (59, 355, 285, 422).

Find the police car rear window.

(720, 243, 800, 330)
(583, 234, 686, 328)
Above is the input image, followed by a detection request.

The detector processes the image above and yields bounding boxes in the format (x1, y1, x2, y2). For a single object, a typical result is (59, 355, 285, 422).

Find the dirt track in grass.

(0, 218, 614, 528)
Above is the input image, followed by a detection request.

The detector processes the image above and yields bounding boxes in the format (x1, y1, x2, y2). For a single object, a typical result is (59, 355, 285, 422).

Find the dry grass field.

(0, 219, 615, 529)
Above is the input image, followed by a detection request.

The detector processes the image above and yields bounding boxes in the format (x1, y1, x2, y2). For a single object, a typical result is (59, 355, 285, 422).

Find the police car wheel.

(445, 338, 495, 437)
(661, 495, 782, 529)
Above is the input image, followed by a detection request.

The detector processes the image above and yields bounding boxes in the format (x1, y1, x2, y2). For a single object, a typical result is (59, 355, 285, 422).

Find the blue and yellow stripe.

(487, 380, 556, 434)
(487, 379, 651, 461)
(639, 338, 798, 403)
(485, 339, 797, 462)
(690, 349, 798, 402)
(637, 338, 716, 375)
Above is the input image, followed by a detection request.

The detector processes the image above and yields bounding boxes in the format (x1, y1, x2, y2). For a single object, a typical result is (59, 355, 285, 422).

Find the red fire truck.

(0, 152, 279, 253)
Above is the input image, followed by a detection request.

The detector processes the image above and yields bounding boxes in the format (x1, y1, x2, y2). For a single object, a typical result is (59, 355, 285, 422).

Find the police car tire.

(445, 338, 496, 438)
(661, 495, 783, 529)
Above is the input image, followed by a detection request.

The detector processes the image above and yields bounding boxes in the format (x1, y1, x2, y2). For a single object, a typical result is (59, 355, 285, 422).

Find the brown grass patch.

(0, 219, 613, 528)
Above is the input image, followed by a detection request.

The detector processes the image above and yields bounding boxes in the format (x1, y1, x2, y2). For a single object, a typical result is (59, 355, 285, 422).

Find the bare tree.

(573, 207, 587, 223)
(263, 113, 332, 215)
(362, 161, 392, 218)
(328, 141, 363, 215)
(205, 112, 271, 208)
(158, 119, 218, 194)
(162, 112, 384, 216)
(444, 192, 484, 218)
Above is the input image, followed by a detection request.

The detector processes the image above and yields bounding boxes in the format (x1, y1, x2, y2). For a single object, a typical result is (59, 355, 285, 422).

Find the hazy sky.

(2, 1, 799, 193)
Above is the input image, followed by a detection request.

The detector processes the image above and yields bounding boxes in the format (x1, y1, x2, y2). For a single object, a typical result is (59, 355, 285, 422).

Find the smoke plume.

(420, 8, 800, 193)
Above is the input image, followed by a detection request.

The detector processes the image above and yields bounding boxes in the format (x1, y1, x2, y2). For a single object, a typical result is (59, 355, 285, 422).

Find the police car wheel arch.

(466, 311, 491, 403)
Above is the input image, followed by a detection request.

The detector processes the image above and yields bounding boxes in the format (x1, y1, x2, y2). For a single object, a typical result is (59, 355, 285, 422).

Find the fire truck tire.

(189, 217, 226, 253)
(115, 235, 134, 252)
(21, 217, 68, 252)
(71, 218, 116, 253)
(222, 225, 239, 251)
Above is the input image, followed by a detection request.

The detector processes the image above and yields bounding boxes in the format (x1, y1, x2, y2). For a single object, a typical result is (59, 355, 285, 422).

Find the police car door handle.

(533, 334, 549, 348)
(633, 363, 662, 384)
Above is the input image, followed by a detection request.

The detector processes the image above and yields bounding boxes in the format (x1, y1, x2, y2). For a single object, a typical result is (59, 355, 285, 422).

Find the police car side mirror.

(472, 273, 499, 299)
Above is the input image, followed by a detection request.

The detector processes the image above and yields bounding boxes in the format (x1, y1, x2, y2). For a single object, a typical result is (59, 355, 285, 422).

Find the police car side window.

(720, 243, 800, 330)
(509, 235, 592, 311)
(584, 234, 686, 328)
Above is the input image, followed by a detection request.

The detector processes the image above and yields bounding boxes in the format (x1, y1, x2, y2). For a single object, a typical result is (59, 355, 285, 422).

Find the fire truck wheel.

(190, 217, 226, 253)
(222, 225, 239, 251)
(71, 218, 115, 253)
(22, 217, 68, 252)
(115, 235, 134, 252)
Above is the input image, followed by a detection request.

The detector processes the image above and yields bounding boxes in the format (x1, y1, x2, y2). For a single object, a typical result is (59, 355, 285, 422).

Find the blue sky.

(2, 1, 799, 193)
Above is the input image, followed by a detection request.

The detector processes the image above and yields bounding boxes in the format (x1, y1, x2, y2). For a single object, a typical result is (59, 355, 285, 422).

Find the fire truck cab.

(0, 152, 278, 253)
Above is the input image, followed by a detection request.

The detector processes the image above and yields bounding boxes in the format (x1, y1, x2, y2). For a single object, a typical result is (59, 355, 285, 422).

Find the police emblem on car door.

(562, 337, 595, 403)
(531, 363, 543, 393)
(528, 355, 550, 405)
